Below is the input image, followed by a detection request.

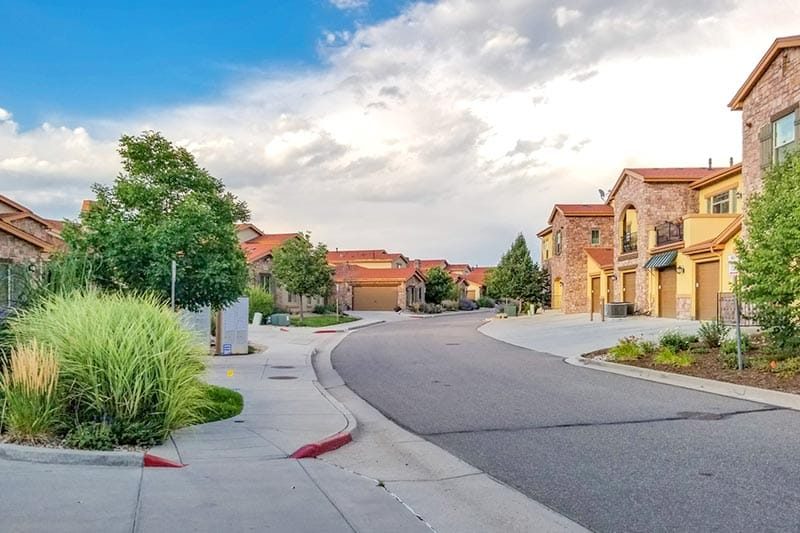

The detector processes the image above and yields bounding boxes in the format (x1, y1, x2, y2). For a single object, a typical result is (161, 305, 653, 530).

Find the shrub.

(441, 300, 459, 311)
(0, 341, 61, 442)
(476, 296, 495, 308)
(769, 356, 800, 376)
(64, 421, 114, 450)
(697, 321, 730, 348)
(659, 330, 698, 352)
(458, 298, 478, 311)
(639, 340, 658, 357)
(653, 346, 694, 367)
(422, 303, 442, 314)
(721, 335, 752, 356)
(608, 337, 644, 362)
(244, 286, 274, 323)
(10, 290, 208, 446)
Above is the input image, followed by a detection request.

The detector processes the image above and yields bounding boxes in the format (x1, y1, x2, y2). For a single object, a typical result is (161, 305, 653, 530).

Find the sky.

(1, 0, 799, 265)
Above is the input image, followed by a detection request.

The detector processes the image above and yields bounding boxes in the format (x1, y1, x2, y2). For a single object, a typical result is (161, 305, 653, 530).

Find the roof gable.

(547, 204, 613, 224)
(690, 163, 743, 190)
(607, 167, 722, 203)
(241, 233, 301, 263)
(729, 35, 800, 110)
(334, 264, 425, 283)
(585, 247, 614, 270)
(0, 219, 54, 252)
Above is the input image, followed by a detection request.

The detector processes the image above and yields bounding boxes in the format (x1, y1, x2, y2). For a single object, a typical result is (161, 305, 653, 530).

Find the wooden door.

(622, 272, 636, 305)
(591, 277, 601, 313)
(552, 279, 562, 309)
(658, 267, 677, 318)
(695, 261, 720, 320)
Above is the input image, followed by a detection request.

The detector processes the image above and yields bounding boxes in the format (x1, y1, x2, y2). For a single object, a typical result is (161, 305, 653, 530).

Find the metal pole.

(735, 294, 744, 371)
(601, 298, 605, 322)
(171, 260, 177, 312)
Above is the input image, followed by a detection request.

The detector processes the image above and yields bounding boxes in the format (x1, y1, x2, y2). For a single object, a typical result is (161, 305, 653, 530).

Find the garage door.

(353, 285, 398, 311)
(658, 267, 677, 318)
(591, 277, 601, 313)
(622, 272, 636, 305)
(695, 261, 719, 321)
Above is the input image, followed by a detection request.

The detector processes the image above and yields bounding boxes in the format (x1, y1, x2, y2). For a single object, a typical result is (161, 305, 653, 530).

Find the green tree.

(736, 151, 800, 350)
(487, 233, 545, 312)
(64, 131, 249, 311)
(425, 267, 456, 304)
(271, 233, 332, 320)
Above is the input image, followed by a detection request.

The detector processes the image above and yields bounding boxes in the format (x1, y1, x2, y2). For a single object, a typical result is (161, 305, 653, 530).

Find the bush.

(422, 303, 442, 314)
(721, 335, 752, 356)
(0, 341, 61, 442)
(64, 421, 115, 450)
(697, 321, 730, 348)
(244, 286, 274, 323)
(10, 290, 208, 446)
(639, 340, 658, 356)
(659, 330, 698, 352)
(608, 337, 644, 362)
(441, 300, 459, 311)
(476, 296, 495, 308)
(653, 346, 694, 367)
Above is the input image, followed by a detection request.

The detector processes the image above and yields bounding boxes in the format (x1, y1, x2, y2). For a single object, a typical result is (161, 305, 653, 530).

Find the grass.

(653, 346, 695, 368)
(608, 337, 644, 362)
(196, 384, 243, 424)
(290, 315, 360, 328)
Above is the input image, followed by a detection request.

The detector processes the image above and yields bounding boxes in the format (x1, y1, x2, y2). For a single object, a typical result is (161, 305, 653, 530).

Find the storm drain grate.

(268, 375, 298, 380)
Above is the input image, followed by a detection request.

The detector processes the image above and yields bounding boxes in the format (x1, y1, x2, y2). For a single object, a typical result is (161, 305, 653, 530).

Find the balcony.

(621, 231, 637, 253)
(655, 221, 684, 246)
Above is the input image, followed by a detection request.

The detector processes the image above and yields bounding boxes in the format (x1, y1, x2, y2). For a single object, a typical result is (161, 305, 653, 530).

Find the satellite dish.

(598, 189, 606, 201)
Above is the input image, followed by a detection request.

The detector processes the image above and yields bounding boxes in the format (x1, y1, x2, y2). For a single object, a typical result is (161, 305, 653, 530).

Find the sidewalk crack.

(297, 460, 358, 533)
(130, 465, 144, 533)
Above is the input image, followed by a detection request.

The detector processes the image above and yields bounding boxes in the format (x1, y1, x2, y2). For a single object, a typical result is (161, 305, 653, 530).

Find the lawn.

(290, 314, 360, 328)
(196, 384, 244, 424)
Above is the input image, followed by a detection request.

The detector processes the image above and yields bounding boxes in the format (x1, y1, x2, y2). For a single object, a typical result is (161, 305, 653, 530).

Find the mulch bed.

(589, 345, 800, 395)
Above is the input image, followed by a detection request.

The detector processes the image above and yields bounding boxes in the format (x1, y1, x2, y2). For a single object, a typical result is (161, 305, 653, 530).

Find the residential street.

(332, 314, 800, 532)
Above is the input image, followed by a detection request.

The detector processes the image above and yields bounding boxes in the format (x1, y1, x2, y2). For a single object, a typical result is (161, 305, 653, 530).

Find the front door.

(622, 271, 636, 307)
(695, 261, 720, 320)
(591, 277, 601, 313)
(658, 267, 677, 318)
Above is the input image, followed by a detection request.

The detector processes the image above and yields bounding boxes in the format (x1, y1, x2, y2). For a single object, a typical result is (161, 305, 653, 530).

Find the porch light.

(676, 266, 685, 275)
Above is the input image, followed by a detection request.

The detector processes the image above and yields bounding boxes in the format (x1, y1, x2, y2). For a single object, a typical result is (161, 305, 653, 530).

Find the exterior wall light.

(676, 266, 685, 274)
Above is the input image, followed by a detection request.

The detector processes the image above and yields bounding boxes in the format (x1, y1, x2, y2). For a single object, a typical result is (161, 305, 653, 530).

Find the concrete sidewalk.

(480, 311, 705, 357)
(0, 323, 430, 533)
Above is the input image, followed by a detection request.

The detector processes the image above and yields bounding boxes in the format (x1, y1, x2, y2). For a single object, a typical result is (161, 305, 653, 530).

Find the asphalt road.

(332, 314, 800, 533)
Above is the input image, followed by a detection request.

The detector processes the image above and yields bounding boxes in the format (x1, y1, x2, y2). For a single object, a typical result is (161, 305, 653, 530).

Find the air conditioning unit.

(605, 302, 628, 318)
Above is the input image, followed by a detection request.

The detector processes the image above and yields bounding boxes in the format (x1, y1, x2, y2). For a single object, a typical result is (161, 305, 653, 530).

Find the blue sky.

(1, 0, 412, 129)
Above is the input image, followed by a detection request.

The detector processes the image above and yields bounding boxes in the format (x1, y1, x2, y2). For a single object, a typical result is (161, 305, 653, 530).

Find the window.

(774, 111, 796, 165)
(555, 231, 563, 255)
(707, 190, 737, 214)
(590, 229, 600, 245)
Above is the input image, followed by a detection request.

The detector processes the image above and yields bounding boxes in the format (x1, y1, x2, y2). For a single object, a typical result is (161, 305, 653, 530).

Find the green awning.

(644, 250, 678, 269)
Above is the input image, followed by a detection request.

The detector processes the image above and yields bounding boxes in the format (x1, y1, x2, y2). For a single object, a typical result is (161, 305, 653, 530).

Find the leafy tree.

(271, 233, 332, 320)
(736, 151, 800, 350)
(487, 233, 545, 312)
(64, 131, 249, 311)
(425, 267, 456, 304)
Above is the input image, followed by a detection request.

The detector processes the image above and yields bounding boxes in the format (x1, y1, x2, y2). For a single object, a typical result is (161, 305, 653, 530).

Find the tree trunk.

(299, 295, 305, 321)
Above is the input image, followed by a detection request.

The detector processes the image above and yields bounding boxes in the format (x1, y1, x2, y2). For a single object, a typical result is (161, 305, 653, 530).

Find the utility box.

(270, 313, 291, 327)
(216, 297, 249, 355)
(605, 302, 628, 319)
(503, 303, 518, 317)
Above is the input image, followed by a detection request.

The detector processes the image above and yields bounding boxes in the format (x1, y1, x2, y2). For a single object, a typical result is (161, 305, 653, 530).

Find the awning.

(644, 250, 677, 269)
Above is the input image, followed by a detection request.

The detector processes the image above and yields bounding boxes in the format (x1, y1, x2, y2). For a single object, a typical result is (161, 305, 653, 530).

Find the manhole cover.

(234, 420, 245, 423)
(268, 375, 298, 380)
(677, 411, 724, 421)
(270, 365, 295, 369)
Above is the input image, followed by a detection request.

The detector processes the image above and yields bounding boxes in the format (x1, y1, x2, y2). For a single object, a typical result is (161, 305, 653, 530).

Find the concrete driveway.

(479, 311, 708, 357)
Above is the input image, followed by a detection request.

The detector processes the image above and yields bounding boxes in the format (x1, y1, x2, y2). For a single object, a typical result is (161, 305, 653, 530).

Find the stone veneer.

(547, 211, 613, 314)
(612, 177, 698, 314)
(0, 232, 44, 263)
(676, 295, 692, 321)
(739, 46, 800, 210)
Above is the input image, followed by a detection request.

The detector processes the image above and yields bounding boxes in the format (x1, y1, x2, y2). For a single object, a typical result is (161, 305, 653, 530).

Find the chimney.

(729, 157, 734, 166)
(708, 158, 712, 170)
(415, 259, 421, 269)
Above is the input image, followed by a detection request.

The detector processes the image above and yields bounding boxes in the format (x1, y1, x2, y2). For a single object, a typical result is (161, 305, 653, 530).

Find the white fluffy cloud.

(2, 1, 799, 264)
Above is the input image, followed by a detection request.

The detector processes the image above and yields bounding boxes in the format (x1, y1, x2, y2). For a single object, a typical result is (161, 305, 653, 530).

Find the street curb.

(347, 320, 385, 331)
(0, 442, 144, 467)
(566, 356, 800, 410)
(289, 432, 353, 459)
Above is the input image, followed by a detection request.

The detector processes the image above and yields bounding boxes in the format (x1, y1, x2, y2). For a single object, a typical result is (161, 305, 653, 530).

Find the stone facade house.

(334, 264, 426, 311)
(538, 204, 614, 313)
(729, 35, 800, 206)
(606, 168, 720, 315)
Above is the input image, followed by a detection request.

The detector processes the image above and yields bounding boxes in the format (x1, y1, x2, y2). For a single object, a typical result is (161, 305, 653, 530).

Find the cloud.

(329, 0, 368, 9)
(554, 6, 582, 27)
(3, 0, 800, 264)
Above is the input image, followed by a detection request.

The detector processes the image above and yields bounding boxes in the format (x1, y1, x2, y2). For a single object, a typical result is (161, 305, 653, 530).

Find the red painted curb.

(280, 327, 289, 332)
(289, 432, 352, 459)
(314, 329, 339, 334)
(143, 453, 186, 468)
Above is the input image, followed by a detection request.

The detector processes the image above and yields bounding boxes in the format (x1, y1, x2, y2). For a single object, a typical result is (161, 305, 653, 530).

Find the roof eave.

(729, 35, 800, 110)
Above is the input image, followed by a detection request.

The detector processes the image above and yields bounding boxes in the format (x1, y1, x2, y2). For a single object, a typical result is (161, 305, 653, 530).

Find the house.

(465, 267, 492, 301)
(729, 35, 800, 206)
(538, 204, 614, 313)
(0, 194, 64, 307)
(334, 264, 426, 311)
(606, 167, 721, 314)
(412, 259, 449, 273)
(327, 249, 409, 269)
(238, 228, 326, 313)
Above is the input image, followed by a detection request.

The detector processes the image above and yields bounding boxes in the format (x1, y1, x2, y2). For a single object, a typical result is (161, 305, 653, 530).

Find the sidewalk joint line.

(130, 464, 145, 533)
(297, 460, 358, 533)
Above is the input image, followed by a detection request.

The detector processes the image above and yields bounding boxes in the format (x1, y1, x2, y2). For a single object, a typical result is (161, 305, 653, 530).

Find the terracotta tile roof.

(548, 204, 613, 224)
(536, 225, 553, 237)
(465, 266, 493, 286)
(413, 259, 449, 271)
(585, 247, 614, 270)
(682, 216, 742, 255)
(690, 163, 742, 190)
(730, 35, 800, 110)
(241, 233, 300, 263)
(446, 263, 471, 272)
(327, 249, 408, 264)
(606, 167, 724, 204)
(334, 264, 424, 284)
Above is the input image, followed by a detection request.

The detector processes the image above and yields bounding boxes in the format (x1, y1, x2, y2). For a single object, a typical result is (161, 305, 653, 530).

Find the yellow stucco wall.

(466, 280, 483, 300)
(698, 174, 742, 214)
(586, 255, 611, 313)
(683, 214, 738, 245)
(540, 234, 553, 263)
